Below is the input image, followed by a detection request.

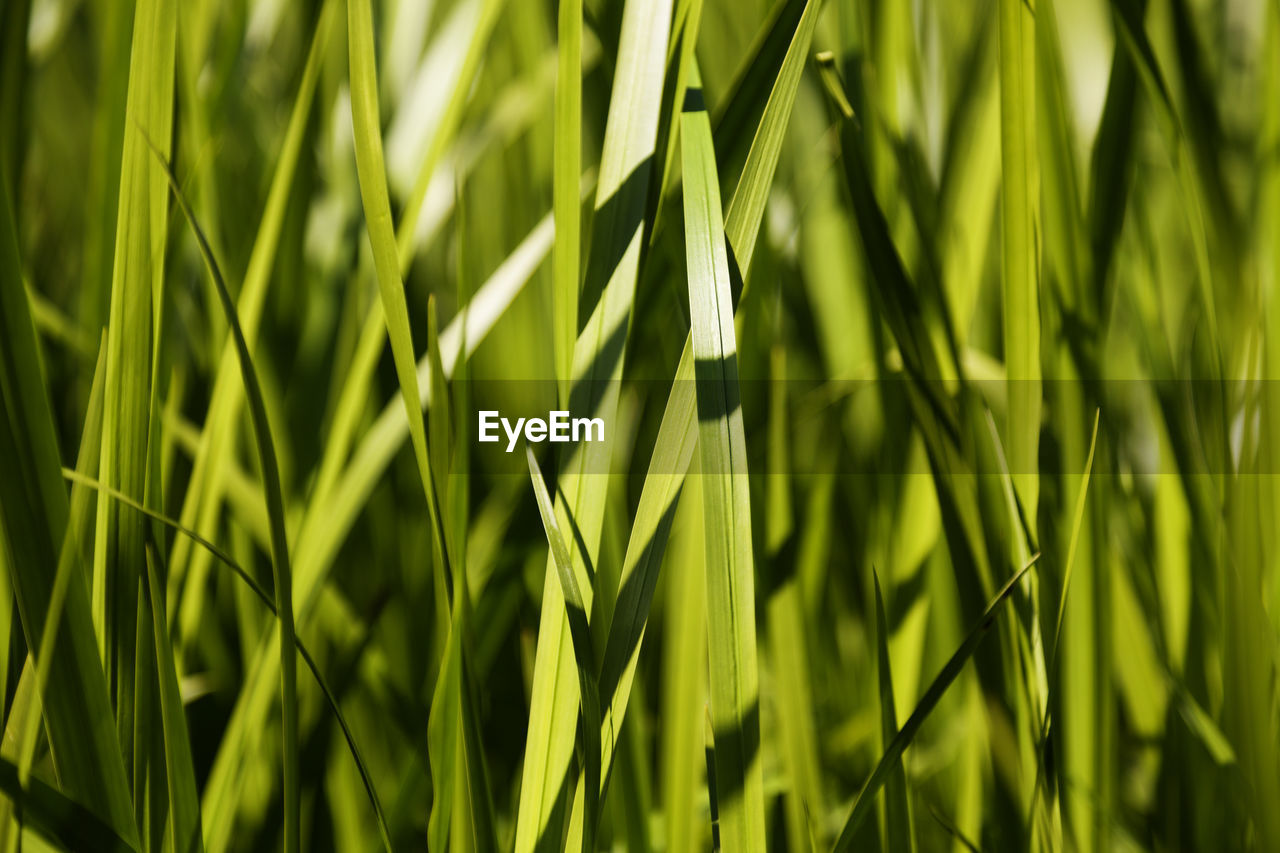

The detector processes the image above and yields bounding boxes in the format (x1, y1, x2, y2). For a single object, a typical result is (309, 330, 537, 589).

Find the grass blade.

(142, 545, 204, 853)
(144, 141, 301, 853)
(872, 571, 915, 853)
(997, 0, 1041, 521)
(553, 0, 582, 407)
(92, 0, 176, 781)
(681, 65, 765, 851)
(527, 449, 602, 853)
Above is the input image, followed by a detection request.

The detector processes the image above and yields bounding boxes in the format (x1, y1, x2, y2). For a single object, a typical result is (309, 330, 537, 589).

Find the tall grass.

(1, 0, 1278, 850)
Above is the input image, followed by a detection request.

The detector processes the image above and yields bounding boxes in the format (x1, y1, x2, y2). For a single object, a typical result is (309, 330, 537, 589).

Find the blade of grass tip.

(142, 545, 203, 853)
(65, 468, 395, 850)
(554, 0, 582, 408)
(516, 0, 671, 847)
(0, 178, 138, 845)
(833, 554, 1042, 851)
(682, 64, 766, 852)
(527, 448, 602, 853)
(1049, 409, 1100, 659)
(998, 0, 1041, 523)
(142, 139, 301, 853)
(873, 571, 916, 853)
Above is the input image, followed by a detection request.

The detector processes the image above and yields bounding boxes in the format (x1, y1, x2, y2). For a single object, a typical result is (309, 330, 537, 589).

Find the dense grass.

(1, 0, 1279, 850)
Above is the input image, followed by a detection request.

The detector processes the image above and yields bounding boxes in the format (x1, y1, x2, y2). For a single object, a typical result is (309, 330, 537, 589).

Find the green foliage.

(1, 0, 1278, 850)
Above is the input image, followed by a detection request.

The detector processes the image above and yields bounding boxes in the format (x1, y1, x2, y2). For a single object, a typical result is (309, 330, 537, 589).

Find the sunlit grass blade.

(93, 0, 176, 776)
(872, 572, 914, 853)
(576, 11, 823, 836)
(553, 0, 582, 407)
(833, 555, 1041, 850)
(682, 66, 765, 852)
(515, 1, 672, 847)
(0, 176, 137, 845)
(527, 448, 602, 853)
(660, 469, 707, 851)
(144, 141, 301, 853)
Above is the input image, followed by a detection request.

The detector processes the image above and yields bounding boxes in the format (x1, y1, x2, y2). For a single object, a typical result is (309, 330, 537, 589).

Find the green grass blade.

(144, 142, 301, 853)
(0, 177, 138, 846)
(93, 0, 176, 776)
(515, 0, 672, 846)
(872, 572, 915, 853)
(527, 449, 602, 853)
(681, 66, 765, 851)
(553, 0, 582, 407)
(833, 555, 1041, 851)
(346, 0, 448, 566)
(564, 13, 823, 836)
(141, 545, 204, 853)
(997, 0, 1041, 522)
(723, 0, 823, 277)
(660, 470, 707, 851)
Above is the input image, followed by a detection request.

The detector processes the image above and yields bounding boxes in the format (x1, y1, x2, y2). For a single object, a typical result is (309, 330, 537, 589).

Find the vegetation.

(1, 0, 1278, 849)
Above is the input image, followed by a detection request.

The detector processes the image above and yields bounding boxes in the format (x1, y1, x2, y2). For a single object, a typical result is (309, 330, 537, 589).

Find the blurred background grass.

(1, 0, 1279, 849)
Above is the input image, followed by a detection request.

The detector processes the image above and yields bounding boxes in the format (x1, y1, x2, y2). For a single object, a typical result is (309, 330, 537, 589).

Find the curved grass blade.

(681, 65, 765, 851)
(170, 0, 335, 649)
(142, 138, 302, 853)
(833, 555, 1042, 851)
(527, 448, 602, 853)
(64, 469, 394, 851)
